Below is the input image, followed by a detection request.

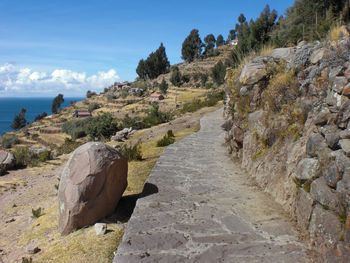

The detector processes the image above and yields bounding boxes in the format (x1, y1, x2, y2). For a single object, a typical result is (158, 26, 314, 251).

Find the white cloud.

(0, 63, 120, 97)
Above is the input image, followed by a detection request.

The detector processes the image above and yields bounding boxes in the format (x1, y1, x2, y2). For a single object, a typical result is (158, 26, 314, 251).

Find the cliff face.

(224, 37, 350, 260)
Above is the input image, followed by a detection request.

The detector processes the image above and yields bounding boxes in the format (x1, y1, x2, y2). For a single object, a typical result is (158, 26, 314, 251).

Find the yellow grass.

(259, 44, 275, 57)
(329, 24, 349, 41)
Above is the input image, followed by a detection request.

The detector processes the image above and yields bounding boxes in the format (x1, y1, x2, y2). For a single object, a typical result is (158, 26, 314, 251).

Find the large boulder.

(0, 150, 15, 172)
(239, 57, 269, 85)
(58, 142, 128, 235)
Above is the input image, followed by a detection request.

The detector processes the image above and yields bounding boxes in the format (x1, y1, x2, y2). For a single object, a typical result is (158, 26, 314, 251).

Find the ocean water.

(0, 97, 84, 135)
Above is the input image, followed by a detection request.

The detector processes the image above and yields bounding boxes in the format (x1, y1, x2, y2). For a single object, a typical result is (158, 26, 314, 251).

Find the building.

(149, 93, 164, 101)
(228, 39, 238, 46)
(72, 111, 92, 118)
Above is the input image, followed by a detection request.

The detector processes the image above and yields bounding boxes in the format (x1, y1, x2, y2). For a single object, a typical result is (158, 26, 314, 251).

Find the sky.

(0, 0, 295, 97)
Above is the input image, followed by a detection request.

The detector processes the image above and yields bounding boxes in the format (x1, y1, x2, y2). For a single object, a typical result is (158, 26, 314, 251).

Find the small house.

(150, 93, 164, 101)
(228, 39, 238, 46)
(72, 111, 92, 118)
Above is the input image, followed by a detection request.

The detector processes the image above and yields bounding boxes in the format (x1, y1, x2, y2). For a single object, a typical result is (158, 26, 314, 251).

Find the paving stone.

(113, 108, 314, 262)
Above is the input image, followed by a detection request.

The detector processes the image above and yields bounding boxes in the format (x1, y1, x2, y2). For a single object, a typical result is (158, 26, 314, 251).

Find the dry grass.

(329, 24, 349, 41)
(259, 44, 275, 57)
(20, 125, 200, 263)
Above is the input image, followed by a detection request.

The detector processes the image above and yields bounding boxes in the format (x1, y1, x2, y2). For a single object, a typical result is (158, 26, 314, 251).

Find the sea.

(0, 97, 84, 136)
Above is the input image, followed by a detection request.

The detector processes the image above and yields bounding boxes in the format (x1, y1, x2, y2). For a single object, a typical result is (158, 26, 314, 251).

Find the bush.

(86, 90, 97, 98)
(200, 74, 208, 87)
(143, 103, 173, 126)
(87, 113, 119, 140)
(62, 118, 91, 140)
(31, 207, 42, 218)
(211, 61, 226, 85)
(57, 138, 83, 155)
(119, 143, 142, 161)
(88, 103, 100, 113)
(121, 89, 129, 99)
(13, 147, 37, 168)
(167, 129, 175, 138)
(38, 150, 52, 162)
(181, 74, 190, 83)
(157, 132, 175, 147)
(34, 112, 47, 122)
(170, 67, 182, 87)
(107, 95, 117, 102)
(121, 114, 143, 130)
(1, 134, 20, 148)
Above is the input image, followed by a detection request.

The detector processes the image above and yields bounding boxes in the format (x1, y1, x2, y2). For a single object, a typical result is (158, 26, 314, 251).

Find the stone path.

(113, 108, 315, 263)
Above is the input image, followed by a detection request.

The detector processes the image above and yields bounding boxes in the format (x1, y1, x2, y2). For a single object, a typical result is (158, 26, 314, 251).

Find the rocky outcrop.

(0, 150, 15, 175)
(111, 127, 136, 142)
(224, 36, 350, 260)
(58, 142, 128, 235)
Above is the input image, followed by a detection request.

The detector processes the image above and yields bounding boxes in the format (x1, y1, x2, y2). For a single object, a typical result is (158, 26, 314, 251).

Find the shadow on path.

(111, 183, 158, 223)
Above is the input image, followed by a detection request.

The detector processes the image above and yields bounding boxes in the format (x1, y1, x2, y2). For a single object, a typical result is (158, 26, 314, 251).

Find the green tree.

(170, 66, 182, 87)
(159, 78, 168, 94)
(11, 108, 27, 130)
(203, 34, 216, 57)
(52, 94, 64, 114)
(226, 29, 237, 42)
(211, 61, 226, 85)
(181, 29, 203, 63)
(136, 43, 170, 79)
(136, 59, 147, 79)
(216, 34, 225, 47)
(86, 90, 97, 98)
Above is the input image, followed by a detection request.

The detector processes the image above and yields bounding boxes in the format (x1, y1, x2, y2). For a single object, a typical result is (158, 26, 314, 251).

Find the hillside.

(0, 45, 231, 262)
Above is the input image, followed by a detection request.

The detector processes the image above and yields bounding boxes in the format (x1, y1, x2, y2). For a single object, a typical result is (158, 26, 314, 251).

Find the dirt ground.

(0, 104, 222, 263)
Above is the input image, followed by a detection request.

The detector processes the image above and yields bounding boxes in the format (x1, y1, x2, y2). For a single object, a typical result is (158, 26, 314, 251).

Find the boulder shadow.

(111, 182, 158, 223)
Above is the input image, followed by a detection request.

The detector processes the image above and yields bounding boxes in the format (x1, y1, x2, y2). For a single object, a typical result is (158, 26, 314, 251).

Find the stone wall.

(224, 37, 350, 260)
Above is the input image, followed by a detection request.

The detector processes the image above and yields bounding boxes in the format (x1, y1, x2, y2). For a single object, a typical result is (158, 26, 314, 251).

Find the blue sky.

(0, 0, 295, 97)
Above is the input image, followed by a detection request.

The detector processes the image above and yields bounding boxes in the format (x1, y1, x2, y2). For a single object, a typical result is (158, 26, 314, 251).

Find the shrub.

(211, 61, 226, 85)
(86, 90, 97, 98)
(159, 78, 168, 94)
(22, 257, 32, 263)
(170, 67, 182, 87)
(13, 147, 37, 168)
(107, 95, 117, 102)
(200, 73, 208, 87)
(1, 134, 20, 148)
(34, 112, 47, 122)
(38, 150, 52, 162)
(31, 207, 42, 218)
(87, 112, 119, 140)
(143, 103, 173, 126)
(119, 143, 142, 161)
(121, 89, 129, 99)
(157, 133, 175, 147)
(121, 114, 143, 130)
(88, 103, 100, 113)
(167, 129, 175, 138)
(62, 118, 91, 140)
(57, 138, 83, 155)
(181, 74, 190, 83)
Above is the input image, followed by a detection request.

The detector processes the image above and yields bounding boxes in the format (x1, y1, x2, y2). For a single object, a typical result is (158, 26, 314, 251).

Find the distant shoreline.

(0, 97, 84, 135)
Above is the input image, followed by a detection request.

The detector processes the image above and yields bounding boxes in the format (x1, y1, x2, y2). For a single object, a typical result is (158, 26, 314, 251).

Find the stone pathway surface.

(114, 108, 315, 263)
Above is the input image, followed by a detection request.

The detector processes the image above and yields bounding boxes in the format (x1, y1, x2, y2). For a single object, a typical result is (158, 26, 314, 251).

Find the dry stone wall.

(224, 37, 350, 261)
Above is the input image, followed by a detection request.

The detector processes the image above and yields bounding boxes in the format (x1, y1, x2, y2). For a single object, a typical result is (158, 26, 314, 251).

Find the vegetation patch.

(1, 134, 20, 148)
(156, 130, 175, 147)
